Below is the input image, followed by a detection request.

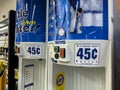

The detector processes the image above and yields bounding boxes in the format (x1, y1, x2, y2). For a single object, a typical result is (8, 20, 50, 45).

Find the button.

(15, 46, 20, 54)
(55, 53, 59, 59)
(54, 46, 60, 52)
(60, 48, 65, 58)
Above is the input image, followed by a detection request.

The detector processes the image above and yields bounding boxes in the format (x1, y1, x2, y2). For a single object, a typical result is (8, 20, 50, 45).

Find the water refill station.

(15, 0, 47, 90)
(48, 0, 113, 90)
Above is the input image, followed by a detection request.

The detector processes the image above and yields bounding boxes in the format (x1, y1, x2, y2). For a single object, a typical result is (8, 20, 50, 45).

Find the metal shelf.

(0, 19, 8, 34)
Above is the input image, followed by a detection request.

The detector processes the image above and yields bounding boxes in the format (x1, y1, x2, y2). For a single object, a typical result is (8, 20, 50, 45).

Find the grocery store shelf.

(0, 26, 8, 34)
(0, 18, 8, 34)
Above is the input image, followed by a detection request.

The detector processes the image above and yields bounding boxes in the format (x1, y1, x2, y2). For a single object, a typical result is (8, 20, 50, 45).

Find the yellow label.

(14, 70, 18, 79)
(22, 20, 36, 25)
(56, 72, 65, 90)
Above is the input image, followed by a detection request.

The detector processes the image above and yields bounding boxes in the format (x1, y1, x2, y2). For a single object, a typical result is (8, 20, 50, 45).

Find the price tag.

(75, 44, 100, 65)
(27, 46, 41, 57)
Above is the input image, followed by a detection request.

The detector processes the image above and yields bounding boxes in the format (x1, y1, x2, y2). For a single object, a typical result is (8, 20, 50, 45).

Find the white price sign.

(75, 44, 100, 65)
(27, 46, 41, 57)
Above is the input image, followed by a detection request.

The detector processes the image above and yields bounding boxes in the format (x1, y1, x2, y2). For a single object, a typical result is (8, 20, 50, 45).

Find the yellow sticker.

(56, 72, 65, 90)
(14, 69, 19, 79)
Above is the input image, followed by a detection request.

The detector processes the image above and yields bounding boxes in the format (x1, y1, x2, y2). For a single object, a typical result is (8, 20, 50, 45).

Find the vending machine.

(47, 0, 113, 90)
(15, 0, 47, 90)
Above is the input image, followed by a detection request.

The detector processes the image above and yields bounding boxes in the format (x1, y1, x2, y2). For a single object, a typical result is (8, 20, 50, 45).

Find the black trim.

(8, 10, 18, 90)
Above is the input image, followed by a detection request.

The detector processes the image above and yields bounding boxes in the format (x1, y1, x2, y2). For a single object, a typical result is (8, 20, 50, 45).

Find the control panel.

(49, 44, 70, 63)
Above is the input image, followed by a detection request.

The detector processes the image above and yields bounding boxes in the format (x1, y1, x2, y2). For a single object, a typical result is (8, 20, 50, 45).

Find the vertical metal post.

(8, 10, 18, 90)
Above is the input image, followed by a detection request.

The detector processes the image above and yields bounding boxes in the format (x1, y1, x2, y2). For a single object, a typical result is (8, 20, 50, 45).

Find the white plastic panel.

(49, 40, 110, 67)
(47, 40, 112, 90)
(18, 58, 46, 90)
(52, 64, 105, 90)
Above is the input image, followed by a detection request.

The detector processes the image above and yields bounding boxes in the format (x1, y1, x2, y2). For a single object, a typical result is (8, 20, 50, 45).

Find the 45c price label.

(27, 46, 41, 57)
(75, 44, 100, 65)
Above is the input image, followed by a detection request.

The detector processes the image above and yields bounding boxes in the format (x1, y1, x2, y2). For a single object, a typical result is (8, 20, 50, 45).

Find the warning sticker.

(56, 72, 65, 90)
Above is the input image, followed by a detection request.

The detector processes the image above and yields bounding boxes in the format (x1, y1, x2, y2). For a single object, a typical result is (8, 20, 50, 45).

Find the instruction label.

(24, 65, 34, 90)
